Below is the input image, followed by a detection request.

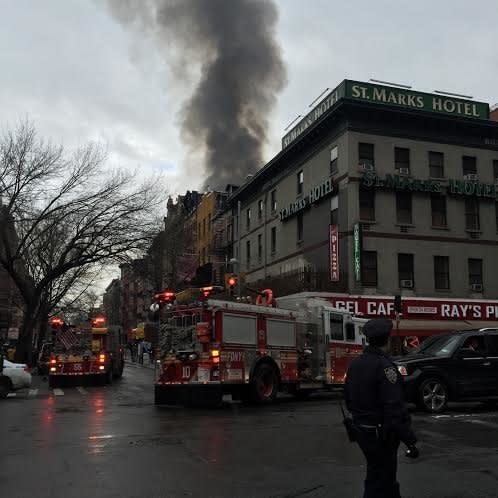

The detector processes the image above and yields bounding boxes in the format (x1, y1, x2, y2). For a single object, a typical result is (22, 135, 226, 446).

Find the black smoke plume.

(107, 0, 287, 190)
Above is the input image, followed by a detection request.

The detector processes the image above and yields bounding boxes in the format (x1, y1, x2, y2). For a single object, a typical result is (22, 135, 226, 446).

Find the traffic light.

(394, 295, 402, 314)
(225, 273, 238, 295)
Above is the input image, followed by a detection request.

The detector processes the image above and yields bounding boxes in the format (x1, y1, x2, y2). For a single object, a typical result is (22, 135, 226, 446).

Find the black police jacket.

(344, 345, 417, 446)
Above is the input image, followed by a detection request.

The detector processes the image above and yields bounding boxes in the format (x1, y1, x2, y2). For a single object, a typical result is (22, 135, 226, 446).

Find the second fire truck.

(48, 318, 125, 387)
(154, 292, 366, 406)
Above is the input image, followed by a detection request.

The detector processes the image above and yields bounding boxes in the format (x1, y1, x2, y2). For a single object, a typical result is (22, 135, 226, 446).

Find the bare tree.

(0, 121, 163, 362)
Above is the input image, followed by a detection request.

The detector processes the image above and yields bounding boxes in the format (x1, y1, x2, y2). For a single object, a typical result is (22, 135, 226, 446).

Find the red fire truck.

(48, 321, 125, 387)
(154, 295, 366, 406)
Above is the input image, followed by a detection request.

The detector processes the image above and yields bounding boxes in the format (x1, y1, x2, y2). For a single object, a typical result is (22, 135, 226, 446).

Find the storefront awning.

(395, 320, 498, 336)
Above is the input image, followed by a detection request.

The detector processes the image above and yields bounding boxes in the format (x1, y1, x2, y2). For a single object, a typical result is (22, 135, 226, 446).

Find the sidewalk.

(124, 351, 156, 370)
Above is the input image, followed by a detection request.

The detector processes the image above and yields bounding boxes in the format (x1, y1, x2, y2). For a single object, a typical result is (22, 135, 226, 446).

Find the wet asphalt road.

(2, 363, 498, 498)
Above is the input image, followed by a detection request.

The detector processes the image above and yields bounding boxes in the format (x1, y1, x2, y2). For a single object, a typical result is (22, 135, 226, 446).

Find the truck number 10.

(182, 366, 191, 379)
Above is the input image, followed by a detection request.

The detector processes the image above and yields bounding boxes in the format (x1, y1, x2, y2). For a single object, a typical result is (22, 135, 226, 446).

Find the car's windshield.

(412, 335, 442, 354)
(420, 334, 462, 356)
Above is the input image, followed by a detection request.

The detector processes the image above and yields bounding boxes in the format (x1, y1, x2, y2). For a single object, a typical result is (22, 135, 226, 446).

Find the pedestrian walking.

(344, 318, 419, 498)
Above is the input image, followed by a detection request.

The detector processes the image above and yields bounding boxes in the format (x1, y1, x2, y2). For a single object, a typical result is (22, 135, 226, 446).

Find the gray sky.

(1, 0, 497, 197)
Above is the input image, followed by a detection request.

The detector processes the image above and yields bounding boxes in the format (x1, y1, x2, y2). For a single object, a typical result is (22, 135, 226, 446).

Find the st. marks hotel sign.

(282, 79, 490, 149)
(361, 171, 498, 198)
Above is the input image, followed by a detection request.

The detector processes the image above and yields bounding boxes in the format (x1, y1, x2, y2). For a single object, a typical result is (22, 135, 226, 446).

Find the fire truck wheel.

(105, 366, 113, 385)
(113, 361, 124, 379)
(251, 363, 279, 403)
(0, 377, 12, 398)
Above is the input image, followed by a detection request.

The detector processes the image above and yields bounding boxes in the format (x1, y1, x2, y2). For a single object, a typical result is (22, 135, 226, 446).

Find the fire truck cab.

(154, 296, 366, 406)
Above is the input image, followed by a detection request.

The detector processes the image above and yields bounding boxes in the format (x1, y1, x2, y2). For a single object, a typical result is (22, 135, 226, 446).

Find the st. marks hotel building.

(229, 79, 498, 330)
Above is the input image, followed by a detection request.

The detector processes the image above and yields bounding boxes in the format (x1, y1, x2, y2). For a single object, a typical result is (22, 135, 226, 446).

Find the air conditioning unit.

(359, 163, 374, 172)
(400, 279, 414, 289)
(464, 173, 478, 181)
(471, 283, 483, 292)
(398, 167, 410, 175)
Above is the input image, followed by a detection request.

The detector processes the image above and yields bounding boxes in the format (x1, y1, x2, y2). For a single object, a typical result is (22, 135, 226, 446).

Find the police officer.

(344, 318, 418, 498)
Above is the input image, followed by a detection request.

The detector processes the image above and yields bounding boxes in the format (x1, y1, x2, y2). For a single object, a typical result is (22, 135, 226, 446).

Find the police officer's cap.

(363, 318, 393, 338)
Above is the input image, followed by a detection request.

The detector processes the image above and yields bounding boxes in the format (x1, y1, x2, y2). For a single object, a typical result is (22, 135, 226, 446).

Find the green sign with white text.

(281, 80, 490, 150)
(362, 172, 498, 199)
(346, 80, 489, 121)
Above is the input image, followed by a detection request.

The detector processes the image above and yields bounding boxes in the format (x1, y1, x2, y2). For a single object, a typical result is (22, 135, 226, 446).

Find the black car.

(395, 329, 498, 413)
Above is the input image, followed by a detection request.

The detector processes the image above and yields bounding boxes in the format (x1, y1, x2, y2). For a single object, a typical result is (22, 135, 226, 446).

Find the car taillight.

(50, 358, 56, 365)
(24, 365, 30, 373)
(99, 354, 106, 363)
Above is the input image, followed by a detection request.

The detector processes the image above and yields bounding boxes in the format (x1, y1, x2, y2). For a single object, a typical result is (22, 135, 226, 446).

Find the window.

(246, 208, 251, 230)
(203, 219, 206, 236)
(246, 240, 251, 267)
(330, 146, 338, 174)
(431, 194, 447, 227)
(359, 143, 374, 167)
(258, 234, 263, 261)
(486, 334, 498, 356)
(429, 151, 444, 178)
(297, 170, 304, 195)
(493, 160, 498, 182)
(330, 316, 344, 341)
(434, 256, 450, 290)
(258, 199, 264, 220)
(345, 322, 355, 342)
(198, 223, 201, 236)
(465, 198, 480, 230)
(331, 196, 339, 225)
(271, 227, 276, 254)
(362, 251, 377, 287)
(395, 147, 410, 173)
(227, 223, 233, 242)
(468, 258, 483, 286)
(297, 212, 304, 243)
(462, 156, 477, 176)
(271, 190, 277, 213)
(359, 189, 375, 221)
(398, 254, 414, 287)
(208, 213, 211, 232)
(396, 192, 412, 224)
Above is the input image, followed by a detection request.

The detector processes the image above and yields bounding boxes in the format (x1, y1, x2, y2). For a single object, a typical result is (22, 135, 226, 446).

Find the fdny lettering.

(226, 351, 243, 362)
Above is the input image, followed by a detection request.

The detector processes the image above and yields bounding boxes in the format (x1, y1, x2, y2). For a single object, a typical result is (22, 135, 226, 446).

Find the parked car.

(396, 329, 498, 413)
(0, 359, 32, 397)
